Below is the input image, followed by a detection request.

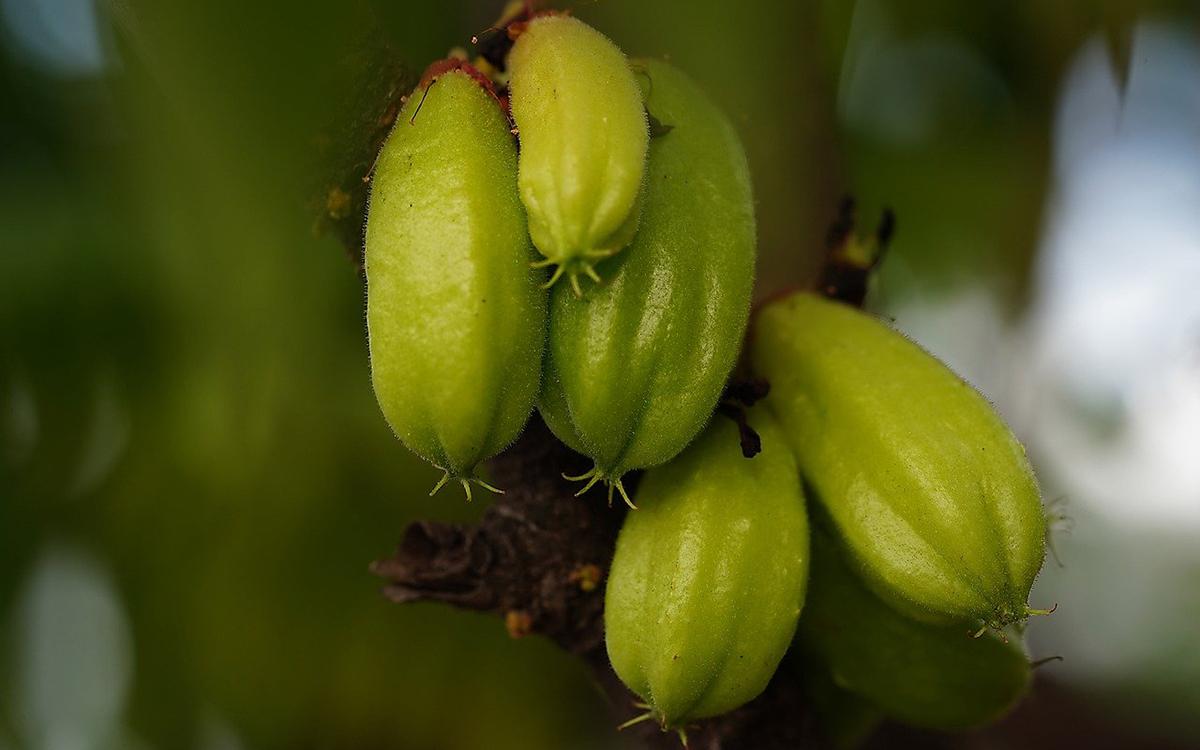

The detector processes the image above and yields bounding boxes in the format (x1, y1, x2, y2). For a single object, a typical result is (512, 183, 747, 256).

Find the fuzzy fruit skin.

(796, 528, 1031, 731)
(538, 59, 755, 489)
(751, 293, 1045, 626)
(508, 15, 648, 281)
(605, 411, 808, 729)
(365, 69, 546, 484)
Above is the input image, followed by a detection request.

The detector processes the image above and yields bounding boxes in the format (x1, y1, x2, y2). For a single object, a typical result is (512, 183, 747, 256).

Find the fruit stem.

(815, 195, 895, 308)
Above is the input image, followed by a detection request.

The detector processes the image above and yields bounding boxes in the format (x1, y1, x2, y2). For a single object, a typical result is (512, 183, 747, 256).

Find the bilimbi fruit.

(751, 292, 1047, 627)
(605, 410, 809, 732)
(360, 8, 1054, 738)
(365, 60, 546, 499)
(538, 58, 755, 506)
(508, 14, 649, 294)
(796, 527, 1032, 731)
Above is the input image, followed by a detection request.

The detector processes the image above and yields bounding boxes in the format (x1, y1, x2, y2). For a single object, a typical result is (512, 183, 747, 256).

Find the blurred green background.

(2, 0, 1199, 748)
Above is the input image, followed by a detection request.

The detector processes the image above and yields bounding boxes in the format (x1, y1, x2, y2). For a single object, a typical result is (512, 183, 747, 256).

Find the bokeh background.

(2, 0, 1199, 748)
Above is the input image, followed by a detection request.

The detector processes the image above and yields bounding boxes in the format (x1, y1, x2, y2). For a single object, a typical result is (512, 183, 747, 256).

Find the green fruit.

(605, 410, 808, 731)
(751, 292, 1046, 626)
(365, 62, 546, 498)
(508, 14, 649, 294)
(796, 527, 1032, 731)
(539, 58, 755, 505)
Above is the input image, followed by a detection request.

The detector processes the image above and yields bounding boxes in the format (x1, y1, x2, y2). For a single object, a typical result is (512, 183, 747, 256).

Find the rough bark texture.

(371, 418, 620, 661)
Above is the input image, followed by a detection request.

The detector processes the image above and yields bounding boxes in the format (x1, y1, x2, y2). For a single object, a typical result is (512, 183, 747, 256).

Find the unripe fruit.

(796, 528, 1032, 731)
(508, 14, 649, 294)
(539, 58, 755, 505)
(751, 292, 1046, 627)
(605, 410, 808, 730)
(365, 62, 547, 498)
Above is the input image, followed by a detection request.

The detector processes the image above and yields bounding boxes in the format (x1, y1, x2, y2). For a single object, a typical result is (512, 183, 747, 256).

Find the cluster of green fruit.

(609, 293, 1048, 740)
(363, 7, 1049, 744)
(366, 10, 752, 506)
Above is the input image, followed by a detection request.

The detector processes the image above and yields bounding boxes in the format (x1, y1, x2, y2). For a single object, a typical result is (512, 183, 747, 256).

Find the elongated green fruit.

(539, 58, 755, 504)
(605, 411, 808, 730)
(796, 528, 1031, 731)
(508, 14, 649, 293)
(365, 62, 546, 499)
(751, 292, 1046, 626)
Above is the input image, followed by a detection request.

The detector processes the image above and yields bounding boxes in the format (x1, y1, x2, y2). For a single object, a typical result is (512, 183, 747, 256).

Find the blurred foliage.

(1, 0, 1198, 748)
